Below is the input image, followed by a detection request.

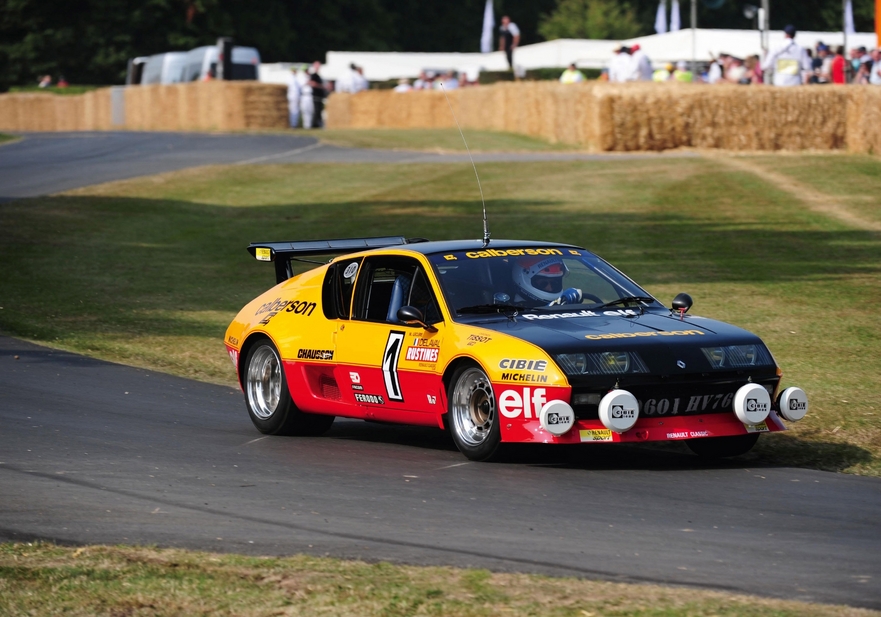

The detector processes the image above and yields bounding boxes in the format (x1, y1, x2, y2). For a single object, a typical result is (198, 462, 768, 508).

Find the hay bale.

(846, 87, 881, 154)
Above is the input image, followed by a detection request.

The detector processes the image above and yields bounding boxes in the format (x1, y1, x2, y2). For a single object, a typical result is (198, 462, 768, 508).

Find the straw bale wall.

(123, 82, 287, 131)
(1, 80, 877, 155)
(0, 82, 287, 133)
(327, 82, 871, 153)
(0, 89, 112, 131)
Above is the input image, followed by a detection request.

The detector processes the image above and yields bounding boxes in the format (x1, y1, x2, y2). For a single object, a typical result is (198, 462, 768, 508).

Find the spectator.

(335, 63, 358, 93)
(38, 75, 52, 88)
(299, 74, 314, 129)
(831, 46, 847, 84)
(498, 15, 520, 72)
(707, 53, 730, 84)
(653, 63, 673, 82)
(393, 78, 412, 92)
(412, 71, 429, 90)
(673, 60, 693, 83)
(744, 55, 763, 84)
(57, 75, 68, 88)
(436, 71, 459, 90)
(307, 61, 326, 128)
(856, 58, 872, 84)
(810, 44, 831, 83)
(352, 66, 369, 93)
(560, 63, 585, 84)
(726, 56, 748, 83)
(761, 25, 810, 86)
(871, 49, 881, 85)
(608, 45, 630, 83)
(286, 66, 301, 128)
(463, 67, 481, 86)
(628, 44, 653, 81)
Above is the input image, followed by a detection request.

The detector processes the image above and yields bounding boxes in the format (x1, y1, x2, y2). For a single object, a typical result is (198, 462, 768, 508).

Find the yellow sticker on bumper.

(745, 422, 769, 433)
(580, 429, 613, 442)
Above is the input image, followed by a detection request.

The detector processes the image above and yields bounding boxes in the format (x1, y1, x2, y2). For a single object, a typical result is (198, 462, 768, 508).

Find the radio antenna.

(440, 83, 490, 247)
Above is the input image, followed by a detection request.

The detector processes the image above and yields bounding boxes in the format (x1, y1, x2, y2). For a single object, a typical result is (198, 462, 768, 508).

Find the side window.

(353, 256, 425, 323)
(408, 268, 442, 324)
(321, 258, 362, 319)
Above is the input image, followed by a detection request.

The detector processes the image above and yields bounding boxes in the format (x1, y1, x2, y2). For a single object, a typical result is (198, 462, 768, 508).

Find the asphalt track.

(0, 131, 688, 202)
(0, 132, 879, 609)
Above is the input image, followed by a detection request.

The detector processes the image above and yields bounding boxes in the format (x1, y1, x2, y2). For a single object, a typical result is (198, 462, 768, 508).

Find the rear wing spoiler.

(248, 236, 429, 283)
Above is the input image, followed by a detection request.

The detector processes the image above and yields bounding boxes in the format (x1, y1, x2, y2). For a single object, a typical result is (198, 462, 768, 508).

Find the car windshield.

(428, 247, 657, 315)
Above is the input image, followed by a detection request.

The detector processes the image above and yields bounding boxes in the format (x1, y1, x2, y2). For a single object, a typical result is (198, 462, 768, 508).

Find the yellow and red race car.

(225, 236, 808, 461)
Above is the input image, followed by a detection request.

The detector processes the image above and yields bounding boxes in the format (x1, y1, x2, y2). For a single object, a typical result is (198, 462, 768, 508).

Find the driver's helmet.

(513, 256, 569, 302)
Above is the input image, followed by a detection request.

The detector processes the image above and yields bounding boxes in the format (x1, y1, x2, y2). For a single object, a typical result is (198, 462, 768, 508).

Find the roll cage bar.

(248, 236, 429, 284)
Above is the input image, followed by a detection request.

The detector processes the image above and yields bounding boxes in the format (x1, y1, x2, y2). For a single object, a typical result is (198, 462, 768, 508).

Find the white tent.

(258, 29, 878, 84)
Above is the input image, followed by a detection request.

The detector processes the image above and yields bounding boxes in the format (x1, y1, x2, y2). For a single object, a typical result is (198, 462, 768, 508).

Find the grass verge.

(0, 133, 19, 145)
(0, 155, 879, 475)
(1, 543, 877, 617)
(318, 128, 581, 152)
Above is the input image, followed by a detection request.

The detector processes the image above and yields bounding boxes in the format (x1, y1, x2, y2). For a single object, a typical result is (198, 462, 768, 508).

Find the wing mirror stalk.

(397, 306, 438, 332)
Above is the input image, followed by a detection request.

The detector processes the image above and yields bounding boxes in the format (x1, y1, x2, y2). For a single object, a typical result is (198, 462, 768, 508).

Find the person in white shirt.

(627, 44, 653, 81)
(286, 67, 301, 128)
(352, 66, 369, 92)
(499, 16, 520, 71)
(608, 45, 630, 83)
(299, 77, 314, 130)
(335, 64, 358, 93)
(393, 79, 412, 93)
(870, 49, 881, 85)
(761, 25, 811, 86)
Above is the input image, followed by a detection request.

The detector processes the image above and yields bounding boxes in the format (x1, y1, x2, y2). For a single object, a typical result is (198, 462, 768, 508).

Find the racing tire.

(243, 340, 334, 436)
(447, 363, 503, 462)
(686, 433, 760, 459)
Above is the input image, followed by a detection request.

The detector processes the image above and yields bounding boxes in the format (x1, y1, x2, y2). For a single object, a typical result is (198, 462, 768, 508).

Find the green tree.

(538, 0, 641, 40)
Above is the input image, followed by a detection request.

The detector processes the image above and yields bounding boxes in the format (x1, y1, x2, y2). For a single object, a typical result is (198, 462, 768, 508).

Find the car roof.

(394, 239, 585, 256)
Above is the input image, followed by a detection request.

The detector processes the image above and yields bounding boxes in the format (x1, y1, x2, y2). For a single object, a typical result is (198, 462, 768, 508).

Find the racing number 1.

(383, 331, 405, 402)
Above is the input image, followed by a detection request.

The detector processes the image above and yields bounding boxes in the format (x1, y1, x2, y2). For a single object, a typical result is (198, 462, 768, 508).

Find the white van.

(140, 52, 189, 85)
(181, 45, 261, 82)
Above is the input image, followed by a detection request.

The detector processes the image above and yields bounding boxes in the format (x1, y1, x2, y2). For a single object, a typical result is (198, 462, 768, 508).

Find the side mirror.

(672, 293, 693, 313)
(397, 305, 438, 332)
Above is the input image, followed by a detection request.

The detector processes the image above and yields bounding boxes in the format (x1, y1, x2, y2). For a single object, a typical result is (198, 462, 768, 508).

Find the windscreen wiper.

(595, 296, 655, 310)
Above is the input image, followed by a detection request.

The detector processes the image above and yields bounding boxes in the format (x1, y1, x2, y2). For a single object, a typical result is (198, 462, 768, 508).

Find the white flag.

(480, 0, 495, 54)
(670, 0, 681, 31)
(844, 0, 855, 35)
(654, 0, 668, 34)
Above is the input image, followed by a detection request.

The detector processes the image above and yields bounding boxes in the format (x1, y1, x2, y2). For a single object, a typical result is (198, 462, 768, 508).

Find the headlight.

(556, 352, 649, 376)
(701, 344, 773, 369)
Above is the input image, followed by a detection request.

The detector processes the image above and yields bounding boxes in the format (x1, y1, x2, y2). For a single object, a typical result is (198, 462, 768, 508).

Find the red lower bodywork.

(228, 346, 787, 445)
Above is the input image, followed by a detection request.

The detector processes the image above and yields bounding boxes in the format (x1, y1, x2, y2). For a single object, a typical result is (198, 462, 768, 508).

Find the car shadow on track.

(323, 418, 871, 473)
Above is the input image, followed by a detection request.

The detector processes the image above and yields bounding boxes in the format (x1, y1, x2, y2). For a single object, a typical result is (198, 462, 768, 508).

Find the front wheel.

(686, 433, 759, 458)
(447, 364, 502, 461)
(244, 340, 334, 436)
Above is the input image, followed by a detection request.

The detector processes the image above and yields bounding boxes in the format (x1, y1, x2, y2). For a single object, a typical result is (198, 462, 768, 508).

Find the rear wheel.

(686, 433, 759, 458)
(244, 340, 334, 436)
(447, 364, 502, 461)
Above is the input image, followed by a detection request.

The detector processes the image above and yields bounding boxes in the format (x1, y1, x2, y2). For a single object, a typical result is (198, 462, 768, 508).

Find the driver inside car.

(512, 256, 583, 306)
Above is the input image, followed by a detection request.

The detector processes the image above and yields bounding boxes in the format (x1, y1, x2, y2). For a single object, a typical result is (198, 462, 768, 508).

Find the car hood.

(462, 309, 769, 375)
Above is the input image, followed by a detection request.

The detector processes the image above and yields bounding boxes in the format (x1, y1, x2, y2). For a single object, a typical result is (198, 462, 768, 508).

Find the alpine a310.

(224, 236, 808, 461)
